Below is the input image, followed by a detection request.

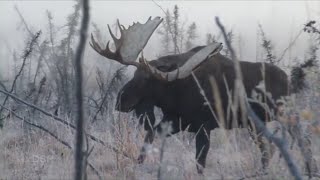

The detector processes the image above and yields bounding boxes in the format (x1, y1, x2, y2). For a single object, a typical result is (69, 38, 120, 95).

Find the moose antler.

(141, 42, 223, 81)
(90, 16, 163, 67)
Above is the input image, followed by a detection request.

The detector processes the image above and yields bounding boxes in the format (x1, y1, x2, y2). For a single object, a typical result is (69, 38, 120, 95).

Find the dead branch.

(0, 31, 41, 117)
(0, 104, 101, 179)
(0, 88, 133, 160)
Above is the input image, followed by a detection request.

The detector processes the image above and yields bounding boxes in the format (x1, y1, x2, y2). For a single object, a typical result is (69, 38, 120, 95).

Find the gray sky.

(0, 0, 319, 74)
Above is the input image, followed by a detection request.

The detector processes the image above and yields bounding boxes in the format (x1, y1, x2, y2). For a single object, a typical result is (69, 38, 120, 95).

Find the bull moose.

(90, 17, 307, 173)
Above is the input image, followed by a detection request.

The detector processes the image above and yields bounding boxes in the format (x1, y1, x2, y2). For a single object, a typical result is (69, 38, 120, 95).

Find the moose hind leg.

(195, 126, 211, 174)
(249, 101, 274, 170)
(257, 135, 273, 170)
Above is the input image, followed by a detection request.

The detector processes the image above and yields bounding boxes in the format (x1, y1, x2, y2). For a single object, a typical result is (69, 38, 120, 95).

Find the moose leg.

(138, 129, 155, 164)
(137, 113, 179, 164)
(248, 128, 273, 170)
(258, 135, 272, 169)
(137, 123, 170, 164)
(249, 101, 274, 170)
(195, 125, 211, 174)
(135, 103, 156, 164)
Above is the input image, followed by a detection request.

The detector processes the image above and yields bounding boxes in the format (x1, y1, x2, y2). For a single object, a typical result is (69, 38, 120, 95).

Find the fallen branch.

(0, 104, 101, 179)
(0, 88, 133, 160)
(0, 88, 76, 128)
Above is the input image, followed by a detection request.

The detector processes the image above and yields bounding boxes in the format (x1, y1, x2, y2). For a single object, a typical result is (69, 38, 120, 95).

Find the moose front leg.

(137, 122, 168, 164)
(195, 125, 211, 174)
(138, 129, 155, 164)
(138, 113, 179, 164)
(135, 102, 156, 164)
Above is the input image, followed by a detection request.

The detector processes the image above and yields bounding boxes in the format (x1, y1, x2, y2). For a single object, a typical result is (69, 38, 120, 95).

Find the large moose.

(90, 17, 303, 173)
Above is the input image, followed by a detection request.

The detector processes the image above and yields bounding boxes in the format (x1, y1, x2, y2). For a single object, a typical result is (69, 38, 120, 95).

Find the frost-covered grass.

(0, 99, 319, 180)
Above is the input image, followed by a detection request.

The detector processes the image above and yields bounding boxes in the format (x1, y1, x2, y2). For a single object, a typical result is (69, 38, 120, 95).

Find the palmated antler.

(90, 16, 163, 67)
(141, 42, 223, 81)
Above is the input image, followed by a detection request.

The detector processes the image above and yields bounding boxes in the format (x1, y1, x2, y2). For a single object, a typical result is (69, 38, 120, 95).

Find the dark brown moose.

(90, 17, 306, 174)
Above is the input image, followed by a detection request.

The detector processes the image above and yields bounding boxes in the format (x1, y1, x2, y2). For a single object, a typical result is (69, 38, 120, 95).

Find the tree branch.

(0, 31, 41, 116)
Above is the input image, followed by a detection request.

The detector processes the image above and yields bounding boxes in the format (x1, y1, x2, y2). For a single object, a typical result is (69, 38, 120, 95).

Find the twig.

(191, 72, 219, 124)
(157, 137, 166, 180)
(157, 123, 170, 180)
(15, 6, 35, 38)
(277, 30, 303, 62)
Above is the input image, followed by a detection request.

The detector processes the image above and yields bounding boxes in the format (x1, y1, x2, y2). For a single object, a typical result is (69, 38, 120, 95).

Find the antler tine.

(104, 41, 118, 60)
(90, 33, 118, 60)
(90, 33, 102, 53)
(117, 19, 125, 33)
(107, 24, 121, 49)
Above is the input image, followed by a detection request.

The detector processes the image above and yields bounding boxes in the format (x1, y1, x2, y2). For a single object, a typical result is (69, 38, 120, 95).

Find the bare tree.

(258, 24, 279, 64)
(205, 33, 217, 45)
(185, 22, 197, 50)
(157, 5, 198, 54)
(74, 0, 90, 179)
(158, 9, 172, 54)
(172, 5, 180, 54)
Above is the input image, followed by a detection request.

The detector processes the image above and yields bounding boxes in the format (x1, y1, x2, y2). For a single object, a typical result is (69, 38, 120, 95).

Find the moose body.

(116, 46, 289, 172)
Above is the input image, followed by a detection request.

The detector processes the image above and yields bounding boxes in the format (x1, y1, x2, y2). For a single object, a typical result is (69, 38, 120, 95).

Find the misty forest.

(1, 1, 320, 179)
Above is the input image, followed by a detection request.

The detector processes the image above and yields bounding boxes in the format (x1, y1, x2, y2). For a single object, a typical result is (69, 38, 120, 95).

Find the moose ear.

(157, 63, 179, 72)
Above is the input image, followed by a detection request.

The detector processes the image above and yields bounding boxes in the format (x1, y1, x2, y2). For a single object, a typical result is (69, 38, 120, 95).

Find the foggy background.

(0, 0, 319, 78)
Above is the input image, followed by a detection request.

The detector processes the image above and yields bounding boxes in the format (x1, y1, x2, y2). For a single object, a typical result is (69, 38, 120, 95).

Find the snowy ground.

(0, 113, 319, 180)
